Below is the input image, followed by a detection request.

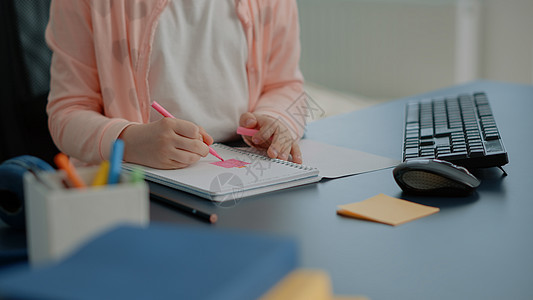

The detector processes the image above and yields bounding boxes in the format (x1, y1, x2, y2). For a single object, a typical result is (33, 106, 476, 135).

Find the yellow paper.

(337, 193, 439, 226)
(260, 269, 369, 300)
(260, 270, 332, 300)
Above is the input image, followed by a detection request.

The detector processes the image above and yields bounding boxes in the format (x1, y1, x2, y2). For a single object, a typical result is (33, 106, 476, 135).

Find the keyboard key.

(437, 152, 468, 160)
(420, 138, 434, 146)
(453, 146, 467, 153)
(485, 133, 500, 140)
(405, 132, 419, 139)
(406, 103, 420, 123)
(435, 128, 462, 137)
(469, 149, 485, 158)
(436, 145, 451, 154)
(435, 137, 450, 147)
(484, 140, 504, 152)
(420, 128, 434, 139)
(405, 148, 419, 156)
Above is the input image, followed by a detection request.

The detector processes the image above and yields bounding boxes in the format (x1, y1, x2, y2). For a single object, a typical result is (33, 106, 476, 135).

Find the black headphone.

(0, 156, 54, 229)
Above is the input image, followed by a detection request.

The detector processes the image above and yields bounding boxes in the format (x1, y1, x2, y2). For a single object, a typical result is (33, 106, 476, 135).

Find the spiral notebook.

(122, 144, 321, 202)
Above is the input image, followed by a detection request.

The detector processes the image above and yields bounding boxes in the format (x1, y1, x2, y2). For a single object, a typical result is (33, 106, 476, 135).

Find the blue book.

(0, 223, 298, 300)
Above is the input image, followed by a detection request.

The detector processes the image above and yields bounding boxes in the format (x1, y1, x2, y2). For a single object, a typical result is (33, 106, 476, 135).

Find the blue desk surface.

(149, 80, 533, 299)
(1, 80, 531, 299)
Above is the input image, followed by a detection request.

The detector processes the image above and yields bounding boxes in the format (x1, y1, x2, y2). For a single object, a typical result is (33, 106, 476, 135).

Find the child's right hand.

(119, 118, 213, 169)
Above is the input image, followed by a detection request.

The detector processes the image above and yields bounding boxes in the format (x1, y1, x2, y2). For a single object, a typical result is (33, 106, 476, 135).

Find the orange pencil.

(54, 153, 87, 188)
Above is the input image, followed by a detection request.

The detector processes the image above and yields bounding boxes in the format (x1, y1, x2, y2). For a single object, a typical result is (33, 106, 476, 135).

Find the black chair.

(0, 0, 58, 166)
(0, 0, 56, 265)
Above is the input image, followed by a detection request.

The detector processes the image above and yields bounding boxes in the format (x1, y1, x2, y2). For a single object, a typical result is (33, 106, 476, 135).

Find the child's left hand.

(239, 112, 302, 164)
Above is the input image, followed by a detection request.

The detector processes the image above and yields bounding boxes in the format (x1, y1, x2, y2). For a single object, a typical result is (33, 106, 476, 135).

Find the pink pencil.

(237, 126, 259, 137)
(151, 101, 224, 161)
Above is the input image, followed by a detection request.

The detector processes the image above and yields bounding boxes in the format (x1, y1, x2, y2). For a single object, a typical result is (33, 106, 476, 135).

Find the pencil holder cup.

(24, 166, 149, 266)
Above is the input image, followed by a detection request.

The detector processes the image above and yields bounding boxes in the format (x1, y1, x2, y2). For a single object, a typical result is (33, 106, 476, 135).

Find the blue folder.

(0, 223, 298, 300)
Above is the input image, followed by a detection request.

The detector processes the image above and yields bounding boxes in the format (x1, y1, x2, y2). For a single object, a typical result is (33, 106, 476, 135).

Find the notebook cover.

(0, 223, 298, 300)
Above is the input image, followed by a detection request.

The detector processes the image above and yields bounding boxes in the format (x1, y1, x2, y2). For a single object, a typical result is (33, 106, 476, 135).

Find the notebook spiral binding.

(214, 144, 316, 171)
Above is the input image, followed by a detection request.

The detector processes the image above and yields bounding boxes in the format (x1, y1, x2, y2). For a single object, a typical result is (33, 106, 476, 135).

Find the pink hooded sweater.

(46, 0, 305, 164)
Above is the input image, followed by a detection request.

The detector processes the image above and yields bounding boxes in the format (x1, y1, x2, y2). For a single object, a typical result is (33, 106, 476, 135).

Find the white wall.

(298, 0, 533, 100)
(480, 0, 533, 85)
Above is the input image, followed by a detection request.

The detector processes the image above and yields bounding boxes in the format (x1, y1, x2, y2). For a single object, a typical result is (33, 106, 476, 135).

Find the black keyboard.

(402, 92, 508, 169)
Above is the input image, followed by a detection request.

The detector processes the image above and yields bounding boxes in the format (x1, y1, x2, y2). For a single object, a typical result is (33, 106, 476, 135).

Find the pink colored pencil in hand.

(151, 101, 224, 161)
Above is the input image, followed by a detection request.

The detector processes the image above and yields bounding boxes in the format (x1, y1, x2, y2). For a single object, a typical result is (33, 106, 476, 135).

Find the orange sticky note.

(337, 193, 439, 226)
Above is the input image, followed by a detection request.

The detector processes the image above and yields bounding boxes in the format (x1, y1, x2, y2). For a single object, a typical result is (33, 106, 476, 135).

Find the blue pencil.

(108, 139, 124, 184)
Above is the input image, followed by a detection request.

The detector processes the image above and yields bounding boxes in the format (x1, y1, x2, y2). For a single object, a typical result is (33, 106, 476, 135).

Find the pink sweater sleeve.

(252, 0, 307, 140)
(46, 0, 131, 165)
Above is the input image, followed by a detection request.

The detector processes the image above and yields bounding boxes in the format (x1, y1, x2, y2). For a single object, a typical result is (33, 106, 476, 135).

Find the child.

(46, 0, 306, 169)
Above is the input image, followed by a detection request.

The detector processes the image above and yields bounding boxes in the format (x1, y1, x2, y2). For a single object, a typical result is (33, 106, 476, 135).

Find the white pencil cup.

(23, 166, 149, 266)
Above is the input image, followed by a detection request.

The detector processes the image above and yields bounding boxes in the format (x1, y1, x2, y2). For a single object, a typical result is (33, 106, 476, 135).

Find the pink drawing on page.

(210, 159, 250, 169)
